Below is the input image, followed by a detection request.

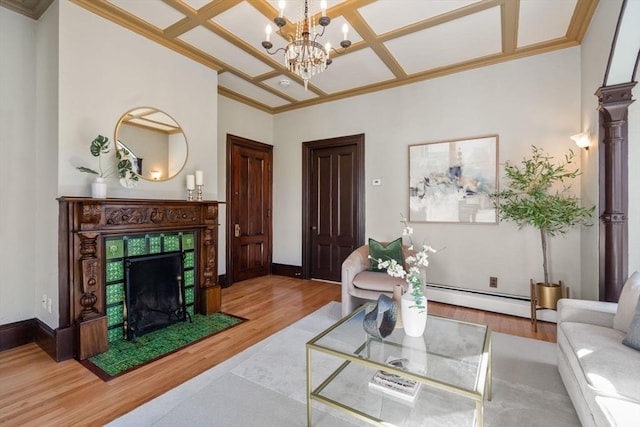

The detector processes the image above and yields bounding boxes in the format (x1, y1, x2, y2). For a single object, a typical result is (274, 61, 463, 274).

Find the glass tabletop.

(308, 303, 491, 393)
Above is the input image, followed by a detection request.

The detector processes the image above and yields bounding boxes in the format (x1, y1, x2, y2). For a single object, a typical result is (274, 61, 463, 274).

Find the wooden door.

(227, 135, 273, 285)
(303, 134, 365, 282)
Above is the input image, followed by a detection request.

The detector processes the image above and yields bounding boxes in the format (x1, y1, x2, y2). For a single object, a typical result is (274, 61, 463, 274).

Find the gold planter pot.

(530, 279, 569, 332)
(534, 282, 564, 310)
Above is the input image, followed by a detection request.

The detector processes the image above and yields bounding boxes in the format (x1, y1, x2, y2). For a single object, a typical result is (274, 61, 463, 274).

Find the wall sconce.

(150, 170, 162, 180)
(570, 132, 590, 150)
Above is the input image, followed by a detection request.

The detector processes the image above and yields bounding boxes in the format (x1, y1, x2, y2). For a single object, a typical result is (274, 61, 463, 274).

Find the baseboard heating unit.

(425, 283, 557, 323)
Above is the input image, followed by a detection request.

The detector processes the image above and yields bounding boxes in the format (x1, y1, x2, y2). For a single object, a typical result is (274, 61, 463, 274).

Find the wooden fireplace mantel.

(58, 197, 221, 360)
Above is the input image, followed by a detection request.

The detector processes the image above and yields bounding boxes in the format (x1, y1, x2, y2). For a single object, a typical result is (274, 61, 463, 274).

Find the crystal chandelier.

(261, 0, 352, 90)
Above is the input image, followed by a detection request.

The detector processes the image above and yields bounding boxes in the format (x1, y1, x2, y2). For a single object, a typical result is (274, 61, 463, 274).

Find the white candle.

(320, 0, 327, 17)
(342, 23, 349, 41)
(195, 170, 203, 186)
(186, 174, 195, 190)
(265, 24, 272, 42)
(278, 0, 285, 17)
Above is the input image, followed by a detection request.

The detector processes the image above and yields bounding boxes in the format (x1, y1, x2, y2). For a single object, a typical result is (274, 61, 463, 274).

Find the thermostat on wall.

(372, 179, 381, 186)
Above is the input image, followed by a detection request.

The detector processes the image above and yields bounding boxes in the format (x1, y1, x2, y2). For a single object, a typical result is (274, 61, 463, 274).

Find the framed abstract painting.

(408, 135, 498, 223)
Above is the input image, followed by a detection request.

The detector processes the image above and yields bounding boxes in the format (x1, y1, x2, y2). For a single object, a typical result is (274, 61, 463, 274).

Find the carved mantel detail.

(58, 197, 221, 360)
(78, 232, 100, 321)
(104, 206, 200, 226)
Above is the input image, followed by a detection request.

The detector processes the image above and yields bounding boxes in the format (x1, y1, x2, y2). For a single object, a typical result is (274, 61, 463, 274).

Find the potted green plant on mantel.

(492, 146, 594, 310)
(77, 134, 138, 198)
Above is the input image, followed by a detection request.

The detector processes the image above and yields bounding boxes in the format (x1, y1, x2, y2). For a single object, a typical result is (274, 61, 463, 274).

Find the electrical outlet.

(489, 276, 498, 288)
(47, 298, 53, 313)
(41, 294, 47, 309)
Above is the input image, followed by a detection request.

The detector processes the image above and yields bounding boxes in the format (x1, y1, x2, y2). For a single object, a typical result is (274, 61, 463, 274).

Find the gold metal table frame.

(306, 304, 492, 426)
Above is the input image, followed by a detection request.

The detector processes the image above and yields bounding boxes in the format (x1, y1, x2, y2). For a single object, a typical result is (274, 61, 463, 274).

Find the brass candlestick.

(187, 189, 194, 201)
(196, 185, 203, 201)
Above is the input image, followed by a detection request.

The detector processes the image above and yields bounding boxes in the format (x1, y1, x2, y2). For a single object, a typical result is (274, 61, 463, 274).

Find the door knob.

(311, 226, 317, 230)
(234, 224, 240, 237)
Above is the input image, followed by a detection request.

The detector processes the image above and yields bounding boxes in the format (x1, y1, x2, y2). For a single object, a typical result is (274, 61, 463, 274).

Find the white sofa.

(557, 272, 640, 426)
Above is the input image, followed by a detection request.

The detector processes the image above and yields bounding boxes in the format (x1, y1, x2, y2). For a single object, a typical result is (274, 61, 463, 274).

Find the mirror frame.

(114, 107, 188, 182)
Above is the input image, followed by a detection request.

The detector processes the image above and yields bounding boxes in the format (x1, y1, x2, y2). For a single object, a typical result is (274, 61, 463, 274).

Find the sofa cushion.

(367, 237, 403, 272)
(614, 271, 640, 333)
(352, 271, 402, 292)
(560, 321, 640, 404)
(623, 295, 640, 351)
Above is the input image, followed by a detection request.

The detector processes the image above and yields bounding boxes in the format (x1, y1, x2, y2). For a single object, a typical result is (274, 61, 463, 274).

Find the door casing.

(226, 134, 273, 286)
(302, 134, 365, 280)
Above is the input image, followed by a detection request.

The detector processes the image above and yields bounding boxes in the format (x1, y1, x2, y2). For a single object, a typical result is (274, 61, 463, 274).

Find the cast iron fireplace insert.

(124, 252, 191, 341)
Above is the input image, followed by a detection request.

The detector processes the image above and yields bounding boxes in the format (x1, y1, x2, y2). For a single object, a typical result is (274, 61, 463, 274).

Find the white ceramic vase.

(401, 291, 427, 337)
(91, 177, 107, 199)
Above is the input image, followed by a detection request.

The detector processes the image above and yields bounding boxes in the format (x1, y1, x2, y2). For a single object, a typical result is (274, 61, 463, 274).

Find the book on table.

(368, 357, 421, 402)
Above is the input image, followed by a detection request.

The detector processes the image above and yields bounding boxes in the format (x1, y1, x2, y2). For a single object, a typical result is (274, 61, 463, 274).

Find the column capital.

(596, 82, 636, 122)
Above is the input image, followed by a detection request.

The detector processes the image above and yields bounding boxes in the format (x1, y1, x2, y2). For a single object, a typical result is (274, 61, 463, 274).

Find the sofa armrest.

(557, 298, 617, 328)
(342, 246, 370, 288)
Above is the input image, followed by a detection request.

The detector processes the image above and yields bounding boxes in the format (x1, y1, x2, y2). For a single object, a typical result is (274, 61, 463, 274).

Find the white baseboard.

(425, 284, 557, 323)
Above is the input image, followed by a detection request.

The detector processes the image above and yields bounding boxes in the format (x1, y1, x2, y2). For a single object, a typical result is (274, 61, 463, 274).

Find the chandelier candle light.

(262, 0, 352, 90)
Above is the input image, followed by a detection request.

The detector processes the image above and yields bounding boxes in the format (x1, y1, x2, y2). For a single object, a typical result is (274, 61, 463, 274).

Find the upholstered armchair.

(341, 244, 426, 317)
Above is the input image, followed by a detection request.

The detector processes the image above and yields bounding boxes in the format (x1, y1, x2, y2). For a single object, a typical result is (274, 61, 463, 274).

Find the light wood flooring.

(0, 275, 556, 426)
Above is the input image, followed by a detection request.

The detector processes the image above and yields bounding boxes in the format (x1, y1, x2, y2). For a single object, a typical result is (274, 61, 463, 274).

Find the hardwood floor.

(0, 275, 556, 426)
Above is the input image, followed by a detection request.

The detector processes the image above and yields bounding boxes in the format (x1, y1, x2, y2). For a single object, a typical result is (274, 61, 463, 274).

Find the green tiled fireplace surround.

(105, 232, 197, 343)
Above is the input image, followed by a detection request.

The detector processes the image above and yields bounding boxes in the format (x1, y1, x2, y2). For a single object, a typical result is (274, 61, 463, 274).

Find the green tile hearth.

(184, 252, 194, 268)
(88, 313, 244, 378)
(163, 234, 180, 252)
(106, 261, 124, 282)
(106, 283, 124, 305)
(182, 233, 195, 250)
(148, 235, 162, 254)
(105, 239, 124, 259)
(126, 236, 147, 256)
(184, 269, 194, 286)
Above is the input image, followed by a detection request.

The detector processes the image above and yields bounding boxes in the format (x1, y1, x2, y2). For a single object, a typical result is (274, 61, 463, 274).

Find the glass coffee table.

(306, 303, 492, 426)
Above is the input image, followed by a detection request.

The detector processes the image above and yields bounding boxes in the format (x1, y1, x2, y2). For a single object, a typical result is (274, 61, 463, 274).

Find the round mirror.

(115, 107, 188, 182)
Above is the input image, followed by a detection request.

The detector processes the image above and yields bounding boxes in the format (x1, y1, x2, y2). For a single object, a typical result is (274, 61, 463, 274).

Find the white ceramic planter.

(91, 177, 107, 199)
(401, 291, 427, 337)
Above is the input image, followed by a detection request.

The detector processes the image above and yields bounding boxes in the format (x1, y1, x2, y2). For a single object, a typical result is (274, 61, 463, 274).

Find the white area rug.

(107, 302, 579, 426)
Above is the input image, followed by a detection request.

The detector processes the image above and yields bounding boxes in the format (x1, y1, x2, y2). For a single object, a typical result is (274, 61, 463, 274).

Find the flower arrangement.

(77, 134, 139, 188)
(373, 216, 436, 311)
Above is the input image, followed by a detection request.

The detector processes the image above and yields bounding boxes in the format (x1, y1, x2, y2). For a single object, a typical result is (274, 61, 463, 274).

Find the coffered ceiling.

(5, 0, 598, 113)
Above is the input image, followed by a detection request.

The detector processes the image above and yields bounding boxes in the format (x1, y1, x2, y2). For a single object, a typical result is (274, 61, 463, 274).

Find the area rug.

(107, 302, 579, 426)
(83, 313, 245, 380)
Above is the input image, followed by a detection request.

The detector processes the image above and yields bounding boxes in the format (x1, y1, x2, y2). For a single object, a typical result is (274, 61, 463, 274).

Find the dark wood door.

(227, 135, 273, 285)
(303, 134, 365, 282)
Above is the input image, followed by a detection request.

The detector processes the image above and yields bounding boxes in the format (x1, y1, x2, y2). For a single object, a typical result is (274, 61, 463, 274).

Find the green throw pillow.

(622, 295, 640, 351)
(368, 237, 403, 272)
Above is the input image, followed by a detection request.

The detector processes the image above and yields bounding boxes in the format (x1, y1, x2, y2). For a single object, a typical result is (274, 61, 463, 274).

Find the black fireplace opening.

(124, 252, 191, 341)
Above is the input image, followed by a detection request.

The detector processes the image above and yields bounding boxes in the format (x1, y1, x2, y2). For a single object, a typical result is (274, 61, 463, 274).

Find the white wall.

(34, 2, 60, 327)
(58, 1, 218, 202)
(217, 95, 274, 275)
(578, 0, 625, 300)
(273, 48, 584, 299)
(0, 8, 37, 325)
